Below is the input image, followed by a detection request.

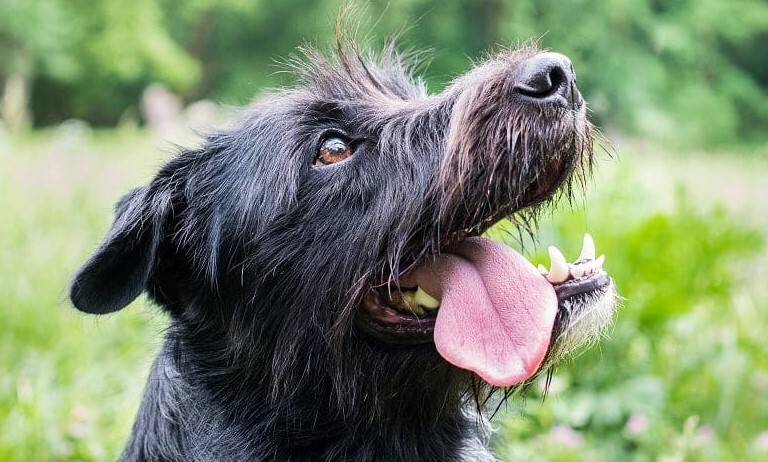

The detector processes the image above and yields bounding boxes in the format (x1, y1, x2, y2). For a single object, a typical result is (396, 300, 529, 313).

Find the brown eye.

(315, 137, 353, 166)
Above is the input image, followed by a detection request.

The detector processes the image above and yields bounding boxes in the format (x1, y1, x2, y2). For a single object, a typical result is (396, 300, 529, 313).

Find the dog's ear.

(70, 186, 169, 314)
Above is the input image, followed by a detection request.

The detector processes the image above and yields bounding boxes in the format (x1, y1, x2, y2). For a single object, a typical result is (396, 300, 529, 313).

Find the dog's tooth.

(577, 233, 596, 262)
(413, 286, 440, 310)
(571, 255, 605, 279)
(570, 265, 586, 280)
(579, 254, 605, 277)
(594, 254, 605, 269)
(546, 246, 569, 284)
(537, 264, 549, 275)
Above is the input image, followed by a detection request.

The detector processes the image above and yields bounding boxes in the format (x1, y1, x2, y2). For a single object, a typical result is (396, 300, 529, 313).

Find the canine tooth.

(413, 286, 440, 310)
(537, 264, 549, 275)
(577, 233, 596, 262)
(546, 246, 569, 284)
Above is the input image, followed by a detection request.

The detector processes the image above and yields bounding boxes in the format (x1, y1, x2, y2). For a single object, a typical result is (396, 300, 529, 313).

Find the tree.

(0, 0, 200, 128)
(0, 0, 74, 131)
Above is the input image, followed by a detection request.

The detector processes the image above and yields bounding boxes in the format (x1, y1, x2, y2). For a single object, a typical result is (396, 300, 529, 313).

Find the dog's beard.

(328, 50, 617, 407)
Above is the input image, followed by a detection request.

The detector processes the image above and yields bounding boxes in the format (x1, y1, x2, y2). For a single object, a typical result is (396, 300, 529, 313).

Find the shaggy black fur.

(71, 40, 602, 462)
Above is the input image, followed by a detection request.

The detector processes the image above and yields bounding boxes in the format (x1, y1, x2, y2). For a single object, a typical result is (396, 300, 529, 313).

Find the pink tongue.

(409, 237, 557, 387)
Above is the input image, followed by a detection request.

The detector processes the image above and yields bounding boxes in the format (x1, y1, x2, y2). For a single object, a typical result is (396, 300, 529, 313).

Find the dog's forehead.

(291, 48, 428, 103)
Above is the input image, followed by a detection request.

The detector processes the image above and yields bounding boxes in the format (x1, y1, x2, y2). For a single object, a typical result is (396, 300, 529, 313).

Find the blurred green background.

(1, 1, 767, 461)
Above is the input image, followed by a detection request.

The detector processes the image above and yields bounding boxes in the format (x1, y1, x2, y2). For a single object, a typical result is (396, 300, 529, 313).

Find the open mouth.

(361, 233, 614, 387)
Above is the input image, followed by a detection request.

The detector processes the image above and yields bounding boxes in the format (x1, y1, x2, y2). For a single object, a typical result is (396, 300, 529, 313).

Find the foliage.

(1, 132, 766, 460)
(491, 0, 768, 144)
(170, 0, 768, 144)
(26, 0, 204, 125)
(0, 0, 74, 78)
(1, 0, 767, 144)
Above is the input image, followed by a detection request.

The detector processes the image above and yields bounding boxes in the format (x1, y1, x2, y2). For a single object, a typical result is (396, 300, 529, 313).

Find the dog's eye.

(315, 137, 353, 166)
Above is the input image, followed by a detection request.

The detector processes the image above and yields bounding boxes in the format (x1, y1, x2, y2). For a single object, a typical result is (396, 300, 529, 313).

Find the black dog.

(71, 41, 616, 461)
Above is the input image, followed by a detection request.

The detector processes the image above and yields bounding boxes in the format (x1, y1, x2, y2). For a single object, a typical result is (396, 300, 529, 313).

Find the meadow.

(1, 127, 766, 461)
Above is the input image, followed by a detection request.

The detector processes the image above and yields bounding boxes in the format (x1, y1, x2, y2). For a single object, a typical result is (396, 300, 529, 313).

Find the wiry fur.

(71, 41, 598, 462)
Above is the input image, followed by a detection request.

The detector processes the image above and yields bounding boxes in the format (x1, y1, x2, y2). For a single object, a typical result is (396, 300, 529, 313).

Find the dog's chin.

(358, 231, 617, 385)
(542, 271, 618, 367)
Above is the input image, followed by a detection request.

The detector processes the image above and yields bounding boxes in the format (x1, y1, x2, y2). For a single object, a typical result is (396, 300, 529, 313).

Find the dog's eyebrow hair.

(304, 102, 348, 125)
(302, 103, 370, 143)
(312, 101, 343, 115)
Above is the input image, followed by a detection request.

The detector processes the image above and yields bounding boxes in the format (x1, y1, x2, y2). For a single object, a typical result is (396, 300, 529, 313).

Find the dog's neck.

(120, 324, 496, 462)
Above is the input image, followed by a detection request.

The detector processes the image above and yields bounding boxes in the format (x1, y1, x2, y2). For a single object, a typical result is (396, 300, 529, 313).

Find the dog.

(70, 40, 617, 461)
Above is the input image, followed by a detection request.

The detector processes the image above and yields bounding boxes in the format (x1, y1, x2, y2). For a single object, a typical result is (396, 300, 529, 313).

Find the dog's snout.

(513, 52, 580, 109)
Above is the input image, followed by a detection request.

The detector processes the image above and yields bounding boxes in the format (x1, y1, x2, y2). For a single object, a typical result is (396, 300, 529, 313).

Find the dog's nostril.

(513, 52, 577, 107)
(518, 66, 567, 98)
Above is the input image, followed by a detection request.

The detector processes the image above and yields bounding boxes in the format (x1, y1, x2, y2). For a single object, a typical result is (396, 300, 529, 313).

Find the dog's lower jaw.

(119, 330, 496, 462)
(544, 272, 618, 367)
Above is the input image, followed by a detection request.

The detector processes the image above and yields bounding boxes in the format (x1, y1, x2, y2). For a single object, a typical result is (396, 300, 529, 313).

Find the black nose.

(513, 52, 581, 109)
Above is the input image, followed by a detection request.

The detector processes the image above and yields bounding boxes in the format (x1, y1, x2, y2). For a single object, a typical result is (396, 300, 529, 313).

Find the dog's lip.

(553, 271, 611, 300)
(360, 289, 436, 344)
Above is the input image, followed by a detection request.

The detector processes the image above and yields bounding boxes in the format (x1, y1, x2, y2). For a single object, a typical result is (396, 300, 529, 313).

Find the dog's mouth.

(360, 233, 614, 387)
(356, 52, 614, 388)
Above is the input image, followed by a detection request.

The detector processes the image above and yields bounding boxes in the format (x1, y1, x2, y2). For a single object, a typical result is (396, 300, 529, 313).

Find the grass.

(1, 128, 766, 461)
(0, 127, 167, 460)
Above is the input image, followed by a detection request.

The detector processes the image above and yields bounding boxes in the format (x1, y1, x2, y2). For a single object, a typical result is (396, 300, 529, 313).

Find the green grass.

(0, 128, 167, 460)
(1, 130, 766, 461)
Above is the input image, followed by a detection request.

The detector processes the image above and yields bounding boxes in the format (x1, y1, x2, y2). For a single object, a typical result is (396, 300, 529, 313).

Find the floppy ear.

(70, 186, 169, 314)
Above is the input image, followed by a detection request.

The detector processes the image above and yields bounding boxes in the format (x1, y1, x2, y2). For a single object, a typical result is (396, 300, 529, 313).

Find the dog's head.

(71, 44, 615, 406)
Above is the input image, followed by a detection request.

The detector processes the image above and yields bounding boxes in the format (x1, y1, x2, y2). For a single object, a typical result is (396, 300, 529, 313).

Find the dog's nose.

(513, 52, 581, 109)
